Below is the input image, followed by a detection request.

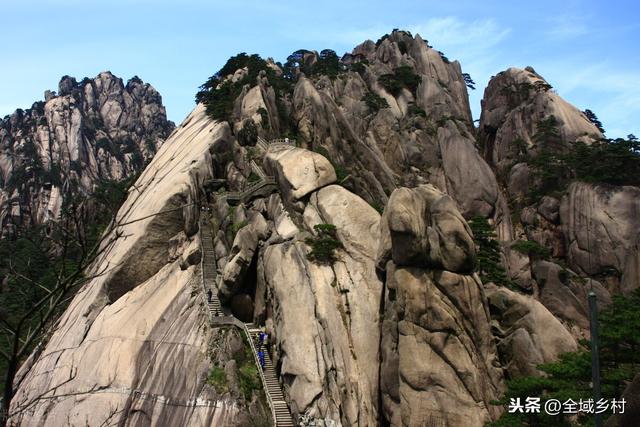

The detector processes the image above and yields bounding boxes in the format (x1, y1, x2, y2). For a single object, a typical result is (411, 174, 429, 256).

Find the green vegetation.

(238, 363, 261, 400)
(95, 137, 115, 155)
(375, 33, 391, 47)
(468, 216, 516, 289)
(231, 220, 249, 234)
(312, 49, 341, 78)
(237, 119, 258, 146)
(257, 107, 269, 129)
(282, 49, 342, 80)
(93, 174, 140, 218)
(369, 201, 385, 214)
(196, 53, 293, 123)
(378, 66, 422, 96)
(462, 73, 475, 90)
(208, 330, 264, 404)
(407, 104, 426, 118)
(512, 137, 528, 161)
(236, 333, 263, 401)
(490, 290, 640, 426)
(144, 137, 157, 155)
(349, 59, 369, 75)
(361, 92, 389, 113)
(305, 223, 342, 264)
(583, 109, 605, 134)
(438, 51, 450, 63)
(569, 136, 640, 186)
(247, 171, 261, 183)
(527, 116, 640, 202)
(207, 365, 229, 394)
(512, 239, 551, 260)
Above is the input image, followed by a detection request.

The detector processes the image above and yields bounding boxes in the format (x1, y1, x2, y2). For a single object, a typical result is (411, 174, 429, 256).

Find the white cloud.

(543, 14, 590, 41)
(278, 16, 511, 58)
(540, 61, 640, 138)
(408, 17, 511, 54)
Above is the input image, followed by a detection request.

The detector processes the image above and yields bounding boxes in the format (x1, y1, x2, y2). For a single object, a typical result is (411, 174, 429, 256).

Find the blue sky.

(1, 0, 638, 138)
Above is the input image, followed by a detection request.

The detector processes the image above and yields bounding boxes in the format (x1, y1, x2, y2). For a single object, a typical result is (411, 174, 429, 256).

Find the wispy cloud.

(407, 17, 511, 120)
(277, 16, 511, 57)
(408, 17, 511, 54)
(541, 61, 640, 138)
(543, 14, 590, 40)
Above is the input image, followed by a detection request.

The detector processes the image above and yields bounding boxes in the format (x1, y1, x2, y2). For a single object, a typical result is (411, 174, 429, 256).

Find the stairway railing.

(198, 214, 280, 426)
(250, 160, 267, 179)
(269, 138, 296, 146)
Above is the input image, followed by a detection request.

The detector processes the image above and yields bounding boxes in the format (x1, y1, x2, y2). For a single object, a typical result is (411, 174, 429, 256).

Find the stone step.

(202, 218, 293, 426)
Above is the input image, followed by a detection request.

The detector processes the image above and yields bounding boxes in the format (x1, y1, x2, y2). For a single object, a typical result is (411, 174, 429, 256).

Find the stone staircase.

(200, 218, 223, 316)
(257, 136, 296, 151)
(210, 137, 295, 207)
(256, 136, 270, 152)
(246, 324, 295, 427)
(225, 176, 277, 206)
(250, 159, 267, 180)
(199, 215, 295, 427)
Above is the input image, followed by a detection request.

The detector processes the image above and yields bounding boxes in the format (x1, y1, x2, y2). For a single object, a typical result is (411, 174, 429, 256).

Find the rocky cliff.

(477, 66, 638, 335)
(10, 30, 640, 426)
(9, 106, 267, 426)
(0, 72, 174, 235)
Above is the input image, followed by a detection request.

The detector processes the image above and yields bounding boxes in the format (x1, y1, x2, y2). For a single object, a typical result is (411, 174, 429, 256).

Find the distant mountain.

(0, 72, 174, 236)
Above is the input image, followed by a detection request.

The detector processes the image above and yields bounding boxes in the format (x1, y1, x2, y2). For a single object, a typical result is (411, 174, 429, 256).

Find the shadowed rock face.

(560, 182, 640, 294)
(486, 283, 577, 378)
(378, 184, 504, 427)
(478, 64, 639, 313)
(0, 72, 174, 235)
(256, 178, 383, 425)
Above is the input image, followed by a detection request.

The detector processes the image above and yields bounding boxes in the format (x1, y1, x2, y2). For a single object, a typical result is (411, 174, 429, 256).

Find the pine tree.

(490, 290, 640, 426)
(468, 216, 514, 288)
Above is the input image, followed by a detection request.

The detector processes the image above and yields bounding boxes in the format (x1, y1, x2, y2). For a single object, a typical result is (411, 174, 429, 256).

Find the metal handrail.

(226, 177, 277, 201)
(250, 160, 267, 179)
(240, 322, 277, 424)
(269, 138, 296, 146)
(198, 215, 278, 426)
(256, 137, 269, 152)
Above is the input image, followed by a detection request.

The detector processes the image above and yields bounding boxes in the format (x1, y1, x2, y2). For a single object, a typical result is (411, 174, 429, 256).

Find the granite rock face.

(478, 64, 638, 334)
(263, 144, 336, 208)
(378, 184, 504, 427)
(285, 31, 506, 228)
(560, 182, 640, 294)
(10, 106, 256, 426)
(486, 283, 577, 377)
(0, 72, 174, 235)
(478, 66, 602, 174)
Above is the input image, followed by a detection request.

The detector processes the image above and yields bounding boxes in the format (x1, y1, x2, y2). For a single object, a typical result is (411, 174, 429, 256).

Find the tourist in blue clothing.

(258, 350, 265, 370)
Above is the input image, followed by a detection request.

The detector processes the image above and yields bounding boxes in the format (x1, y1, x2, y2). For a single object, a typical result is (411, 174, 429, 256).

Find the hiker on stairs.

(207, 288, 213, 304)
